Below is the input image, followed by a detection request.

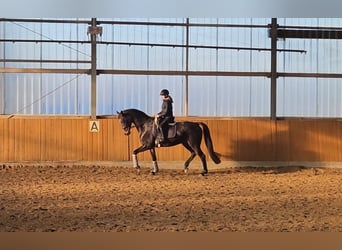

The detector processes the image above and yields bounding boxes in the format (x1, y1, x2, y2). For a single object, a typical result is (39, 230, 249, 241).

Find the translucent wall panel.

(97, 74, 185, 116)
(98, 19, 185, 70)
(1, 20, 91, 115)
(4, 73, 42, 114)
(41, 21, 90, 69)
(276, 18, 342, 117)
(277, 77, 342, 117)
(188, 76, 270, 116)
(2, 18, 342, 117)
(99, 22, 149, 70)
(3, 73, 89, 115)
(278, 18, 342, 74)
(278, 37, 342, 74)
(317, 78, 342, 117)
(277, 77, 318, 117)
(4, 22, 41, 68)
(3, 21, 91, 69)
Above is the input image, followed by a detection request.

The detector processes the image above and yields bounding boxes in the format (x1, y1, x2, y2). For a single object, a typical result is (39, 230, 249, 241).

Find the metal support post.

(270, 18, 278, 120)
(88, 18, 102, 119)
(185, 18, 190, 116)
(0, 74, 3, 114)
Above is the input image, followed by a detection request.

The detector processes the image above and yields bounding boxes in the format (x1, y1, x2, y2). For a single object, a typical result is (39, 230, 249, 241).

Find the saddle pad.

(167, 124, 177, 138)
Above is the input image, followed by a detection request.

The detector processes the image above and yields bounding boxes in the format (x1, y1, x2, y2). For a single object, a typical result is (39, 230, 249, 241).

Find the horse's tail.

(199, 122, 221, 164)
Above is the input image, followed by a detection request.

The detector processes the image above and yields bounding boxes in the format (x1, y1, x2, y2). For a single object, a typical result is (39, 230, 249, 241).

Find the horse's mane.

(123, 108, 152, 120)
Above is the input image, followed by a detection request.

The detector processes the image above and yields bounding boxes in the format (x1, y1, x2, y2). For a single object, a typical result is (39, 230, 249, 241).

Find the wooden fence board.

(1, 116, 342, 163)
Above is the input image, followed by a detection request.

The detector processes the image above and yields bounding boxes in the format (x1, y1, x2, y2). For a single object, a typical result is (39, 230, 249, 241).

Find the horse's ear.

(116, 111, 120, 115)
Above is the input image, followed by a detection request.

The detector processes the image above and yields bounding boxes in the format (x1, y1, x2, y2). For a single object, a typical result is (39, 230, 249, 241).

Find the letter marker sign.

(89, 121, 100, 132)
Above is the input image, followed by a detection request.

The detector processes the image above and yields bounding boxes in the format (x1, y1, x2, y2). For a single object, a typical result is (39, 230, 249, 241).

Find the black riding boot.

(161, 126, 169, 143)
(155, 126, 164, 147)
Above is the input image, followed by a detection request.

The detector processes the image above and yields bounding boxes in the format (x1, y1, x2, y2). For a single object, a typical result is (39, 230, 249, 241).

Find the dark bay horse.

(117, 109, 221, 175)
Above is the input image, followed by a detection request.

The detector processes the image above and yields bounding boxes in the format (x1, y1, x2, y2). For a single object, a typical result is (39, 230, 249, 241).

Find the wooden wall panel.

(0, 119, 6, 161)
(315, 120, 342, 161)
(274, 120, 290, 161)
(44, 119, 55, 161)
(288, 120, 320, 161)
(1, 116, 342, 163)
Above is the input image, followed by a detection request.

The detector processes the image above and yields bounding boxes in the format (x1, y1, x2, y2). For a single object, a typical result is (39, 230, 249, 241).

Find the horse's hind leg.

(198, 151, 208, 175)
(185, 135, 208, 175)
(182, 142, 196, 173)
(185, 153, 196, 171)
(192, 144, 208, 175)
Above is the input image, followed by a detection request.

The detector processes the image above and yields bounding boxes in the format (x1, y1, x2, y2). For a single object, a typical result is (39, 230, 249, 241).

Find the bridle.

(122, 123, 135, 135)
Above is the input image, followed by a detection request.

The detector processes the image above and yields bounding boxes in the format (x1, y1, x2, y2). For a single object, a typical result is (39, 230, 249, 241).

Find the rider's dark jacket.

(158, 96, 174, 123)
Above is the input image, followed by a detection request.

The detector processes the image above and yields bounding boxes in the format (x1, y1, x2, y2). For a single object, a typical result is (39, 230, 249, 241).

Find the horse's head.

(117, 110, 133, 135)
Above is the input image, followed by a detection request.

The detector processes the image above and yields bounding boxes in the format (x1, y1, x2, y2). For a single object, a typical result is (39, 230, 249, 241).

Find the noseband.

(122, 123, 136, 135)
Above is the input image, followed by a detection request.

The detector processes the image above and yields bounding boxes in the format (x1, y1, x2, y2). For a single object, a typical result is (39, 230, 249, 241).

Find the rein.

(124, 124, 135, 131)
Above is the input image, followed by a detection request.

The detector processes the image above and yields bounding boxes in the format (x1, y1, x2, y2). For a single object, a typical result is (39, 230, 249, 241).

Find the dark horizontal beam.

(0, 39, 306, 53)
(0, 39, 90, 44)
(0, 18, 90, 24)
(0, 18, 268, 28)
(278, 72, 342, 78)
(98, 70, 271, 77)
(0, 68, 90, 74)
(3, 68, 342, 78)
(8, 18, 340, 31)
(98, 20, 268, 29)
(0, 59, 91, 64)
(278, 25, 342, 31)
(275, 29, 342, 39)
(0, 68, 269, 77)
(98, 41, 306, 53)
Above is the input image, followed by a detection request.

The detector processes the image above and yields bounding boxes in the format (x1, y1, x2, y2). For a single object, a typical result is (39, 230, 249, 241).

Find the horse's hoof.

(135, 167, 141, 174)
(200, 171, 208, 176)
(184, 168, 189, 174)
(151, 171, 156, 175)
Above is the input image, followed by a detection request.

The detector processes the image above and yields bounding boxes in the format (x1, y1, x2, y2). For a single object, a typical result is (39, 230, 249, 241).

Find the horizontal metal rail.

(0, 39, 89, 44)
(276, 29, 342, 39)
(0, 68, 90, 74)
(98, 20, 268, 28)
(0, 18, 90, 24)
(0, 68, 269, 76)
(3, 68, 342, 79)
(0, 18, 268, 28)
(0, 59, 91, 64)
(3, 18, 342, 31)
(278, 25, 342, 31)
(0, 39, 306, 53)
(278, 72, 342, 78)
(97, 69, 271, 77)
(98, 41, 306, 53)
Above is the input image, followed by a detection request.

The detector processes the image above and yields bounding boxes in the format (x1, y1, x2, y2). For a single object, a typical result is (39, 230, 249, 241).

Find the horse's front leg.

(132, 153, 140, 172)
(150, 148, 159, 175)
(132, 145, 149, 173)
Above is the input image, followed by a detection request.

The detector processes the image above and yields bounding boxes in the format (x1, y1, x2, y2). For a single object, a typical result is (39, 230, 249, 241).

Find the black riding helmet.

(160, 89, 169, 96)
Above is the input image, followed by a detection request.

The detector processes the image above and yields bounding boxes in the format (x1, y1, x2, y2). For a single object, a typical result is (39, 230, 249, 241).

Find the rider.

(155, 89, 174, 144)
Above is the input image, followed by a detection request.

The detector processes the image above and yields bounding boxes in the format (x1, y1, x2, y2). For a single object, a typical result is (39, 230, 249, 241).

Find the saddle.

(153, 121, 177, 147)
(166, 123, 177, 138)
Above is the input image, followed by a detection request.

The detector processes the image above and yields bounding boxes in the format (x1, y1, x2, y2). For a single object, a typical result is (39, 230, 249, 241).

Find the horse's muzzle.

(123, 127, 131, 135)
